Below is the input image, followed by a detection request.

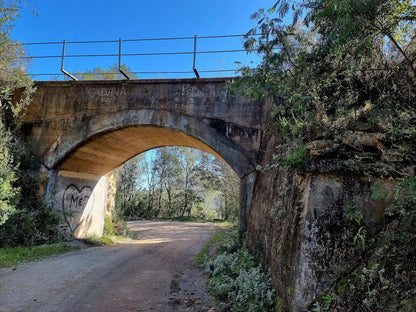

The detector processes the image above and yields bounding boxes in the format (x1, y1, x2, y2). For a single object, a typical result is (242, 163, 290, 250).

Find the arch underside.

(58, 125, 227, 175)
(47, 110, 257, 178)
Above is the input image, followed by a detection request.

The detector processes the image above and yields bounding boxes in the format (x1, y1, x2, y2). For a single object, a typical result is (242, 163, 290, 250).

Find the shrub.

(0, 144, 67, 248)
(103, 215, 136, 238)
(203, 225, 275, 311)
(205, 247, 275, 311)
(215, 225, 240, 254)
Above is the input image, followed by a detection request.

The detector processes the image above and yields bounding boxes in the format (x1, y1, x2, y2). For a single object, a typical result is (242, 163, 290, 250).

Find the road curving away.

(0, 221, 224, 312)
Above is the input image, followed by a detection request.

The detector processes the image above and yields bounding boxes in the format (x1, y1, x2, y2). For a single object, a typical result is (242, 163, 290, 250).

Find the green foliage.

(99, 235, 114, 244)
(214, 225, 240, 254)
(0, 200, 66, 248)
(196, 227, 230, 266)
(0, 126, 18, 224)
(0, 142, 67, 247)
(202, 226, 276, 311)
(233, 0, 416, 171)
(310, 294, 335, 312)
(103, 215, 115, 235)
(115, 147, 240, 222)
(353, 226, 368, 250)
(103, 215, 136, 239)
(345, 204, 363, 225)
(273, 142, 308, 170)
(205, 250, 275, 312)
(85, 235, 114, 245)
(0, 0, 35, 225)
(0, 1, 64, 247)
(0, 243, 80, 268)
(238, 1, 416, 310)
(75, 63, 138, 80)
(311, 0, 416, 71)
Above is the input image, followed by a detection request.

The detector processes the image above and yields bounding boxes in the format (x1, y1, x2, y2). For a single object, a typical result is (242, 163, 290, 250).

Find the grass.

(0, 244, 81, 268)
(195, 226, 230, 266)
(83, 234, 116, 245)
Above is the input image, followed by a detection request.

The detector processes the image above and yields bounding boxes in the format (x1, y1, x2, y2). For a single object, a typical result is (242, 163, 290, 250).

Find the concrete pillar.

(239, 171, 256, 237)
(43, 169, 108, 238)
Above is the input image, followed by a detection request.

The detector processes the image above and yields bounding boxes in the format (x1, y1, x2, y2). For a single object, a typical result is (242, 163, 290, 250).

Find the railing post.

(60, 40, 78, 81)
(118, 38, 130, 80)
(193, 35, 200, 79)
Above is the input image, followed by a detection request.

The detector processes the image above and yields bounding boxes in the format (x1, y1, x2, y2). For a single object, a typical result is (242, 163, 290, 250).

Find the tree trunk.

(165, 185, 172, 216)
(224, 196, 228, 220)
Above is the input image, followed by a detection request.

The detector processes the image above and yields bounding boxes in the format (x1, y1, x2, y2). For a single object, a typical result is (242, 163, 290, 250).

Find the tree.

(174, 147, 209, 217)
(114, 146, 240, 221)
(75, 63, 138, 80)
(310, 0, 416, 74)
(115, 156, 142, 219)
(234, 0, 416, 168)
(115, 153, 159, 219)
(0, 0, 34, 225)
(0, 1, 65, 248)
(215, 159, 239, 220)
(153, 147, 181, 217)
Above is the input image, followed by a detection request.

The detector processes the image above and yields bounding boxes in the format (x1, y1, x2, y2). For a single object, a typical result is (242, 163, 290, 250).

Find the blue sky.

(11, 0, 277, 79)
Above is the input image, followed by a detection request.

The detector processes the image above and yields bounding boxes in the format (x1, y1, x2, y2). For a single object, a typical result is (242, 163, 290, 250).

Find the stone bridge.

(20, 78, 269, 237)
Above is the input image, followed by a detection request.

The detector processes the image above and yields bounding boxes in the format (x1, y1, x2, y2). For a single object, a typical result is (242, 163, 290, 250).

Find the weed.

(201, 225, 276, 311)
(84, 235, 114, 245)
(103, 215, 136, 239)
(345, 204, 363, 225)
(353, 226, 367, 250)
(273, 142, 308, 170)
(196, 227, 229, 266)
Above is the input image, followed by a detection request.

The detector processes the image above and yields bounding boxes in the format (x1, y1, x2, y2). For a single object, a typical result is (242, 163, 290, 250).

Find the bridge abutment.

(42, 168, 109, 238)
(41, 166, 258, 239)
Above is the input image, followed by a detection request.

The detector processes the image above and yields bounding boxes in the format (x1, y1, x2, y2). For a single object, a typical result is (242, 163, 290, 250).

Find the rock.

(341, 131, 385, 151)
(307, 140, 339, 157)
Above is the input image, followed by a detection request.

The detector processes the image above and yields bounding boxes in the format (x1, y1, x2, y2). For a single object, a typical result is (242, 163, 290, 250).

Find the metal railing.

(21, 34, 259, 80)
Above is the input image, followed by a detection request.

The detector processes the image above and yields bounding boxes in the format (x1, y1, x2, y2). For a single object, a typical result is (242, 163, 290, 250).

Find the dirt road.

(0, 221, 222, 312)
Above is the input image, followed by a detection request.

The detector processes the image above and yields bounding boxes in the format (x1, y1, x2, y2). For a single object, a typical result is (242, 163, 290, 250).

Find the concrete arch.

(23, 79, 264, 238)
(47, 109, 256, 178)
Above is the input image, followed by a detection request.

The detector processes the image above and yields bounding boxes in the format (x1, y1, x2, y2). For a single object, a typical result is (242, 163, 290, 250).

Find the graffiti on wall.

(62, 184, 93, 233)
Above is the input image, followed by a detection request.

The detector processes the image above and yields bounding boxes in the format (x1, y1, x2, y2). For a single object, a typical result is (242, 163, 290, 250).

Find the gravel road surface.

(0, 221, 222, 312)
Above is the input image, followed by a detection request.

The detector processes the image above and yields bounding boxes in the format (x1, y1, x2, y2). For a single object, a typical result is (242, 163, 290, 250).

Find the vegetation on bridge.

(234, 0, 416, 165)
(232, 0, 416, 310)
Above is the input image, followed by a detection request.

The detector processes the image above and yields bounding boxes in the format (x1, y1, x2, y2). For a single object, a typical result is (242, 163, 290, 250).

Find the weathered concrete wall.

(246, 135, 395, 311)
(49, 170, 107, 238)
(239, 172, 256, 236)
(20, 78, 269, 178)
